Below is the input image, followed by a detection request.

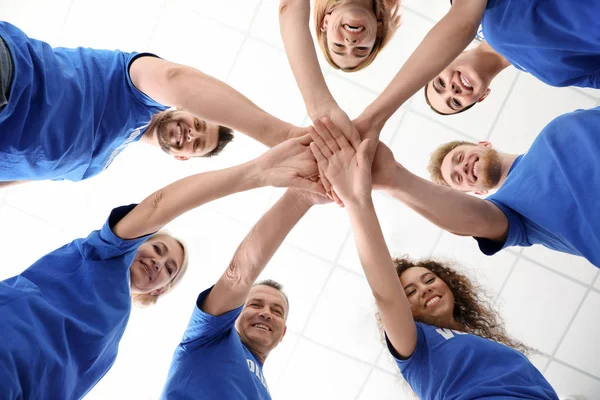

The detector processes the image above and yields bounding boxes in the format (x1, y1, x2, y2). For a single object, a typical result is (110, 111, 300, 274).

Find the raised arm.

(279, 0, 360, 144)
(359, 0, 487, 132)
(113, 135, 323, 240)
(129, 56, 297, 147)
(202, 189, 328, 316)
(372, 147, 507, 241)
(309, 119, 416, 358)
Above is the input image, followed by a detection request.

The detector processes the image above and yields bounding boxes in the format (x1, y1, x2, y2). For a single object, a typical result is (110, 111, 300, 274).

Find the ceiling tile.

(522, 245, 598, 285)
(545, 362, 600, 399)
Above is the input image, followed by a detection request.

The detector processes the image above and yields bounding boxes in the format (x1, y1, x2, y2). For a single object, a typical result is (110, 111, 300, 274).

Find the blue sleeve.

(385, 322, 426, 373)
(573, 73, 600, 89)
(474, 199, 527, 256)
(180, 286, 244, 349)
(79, 204, 153, 261)
(124, 52, 169, 110)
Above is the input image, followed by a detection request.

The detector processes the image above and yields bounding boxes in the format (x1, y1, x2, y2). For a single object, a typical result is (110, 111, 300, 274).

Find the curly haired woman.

(308, 117, 558, 398)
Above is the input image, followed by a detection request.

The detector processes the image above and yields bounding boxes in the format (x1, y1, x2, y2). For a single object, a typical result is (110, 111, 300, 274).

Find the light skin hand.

(309, 118, 377, 206)
(256, 134, 325, 195)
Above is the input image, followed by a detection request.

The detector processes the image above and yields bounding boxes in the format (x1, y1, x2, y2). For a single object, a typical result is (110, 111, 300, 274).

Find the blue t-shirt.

(482, 0, 600, 88)
(161, 287, 271, 400)
(0, 204, 151, 399)
(476, 106, 600, 268)
(0, 21, 168, 182)
(388, 322, 558, 399)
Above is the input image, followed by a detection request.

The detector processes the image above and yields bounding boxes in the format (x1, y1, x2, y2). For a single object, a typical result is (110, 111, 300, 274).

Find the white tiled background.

(2, 1, 600, 399)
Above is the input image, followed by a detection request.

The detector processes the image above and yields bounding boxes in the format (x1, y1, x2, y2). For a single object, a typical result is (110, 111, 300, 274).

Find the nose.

(421, 286, 433, 299)
(259, 310, 272, 320)
(344, 36, 357, 44)
(451, 82, 462, 94)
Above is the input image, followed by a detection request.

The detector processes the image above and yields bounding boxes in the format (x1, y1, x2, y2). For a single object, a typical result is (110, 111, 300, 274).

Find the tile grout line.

(518, 253, 597, 290)
(544, 269, 600, 375)
(408, 108, 482, 143)
(224, 0, 264, 83)
(484, 71, 521, 142)
(353, 347, 386, 400)
(493, 247, 523, 304)
(548, 357, 600, 382)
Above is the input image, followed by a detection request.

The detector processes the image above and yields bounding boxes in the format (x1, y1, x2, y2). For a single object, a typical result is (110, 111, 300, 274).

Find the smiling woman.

(314, 0, 401, 72)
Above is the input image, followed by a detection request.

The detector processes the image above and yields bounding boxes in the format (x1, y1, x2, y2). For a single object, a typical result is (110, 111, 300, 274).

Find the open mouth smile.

(252, 323, 271, 332)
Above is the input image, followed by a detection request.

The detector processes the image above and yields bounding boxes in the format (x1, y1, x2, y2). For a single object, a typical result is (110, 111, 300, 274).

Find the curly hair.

(394, 257, 533, 355)
(314, 0, 401, 72)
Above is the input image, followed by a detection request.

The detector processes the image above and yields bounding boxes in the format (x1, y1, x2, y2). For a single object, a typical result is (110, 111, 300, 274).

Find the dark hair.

(424, 83, 477, 116)
(393, 257, 533, 355)
(253, 279, 290, 315)
(203, 126, 234, 158)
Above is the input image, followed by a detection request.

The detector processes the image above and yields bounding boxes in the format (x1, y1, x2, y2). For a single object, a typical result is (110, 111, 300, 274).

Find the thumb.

(357, 139, 377, 167)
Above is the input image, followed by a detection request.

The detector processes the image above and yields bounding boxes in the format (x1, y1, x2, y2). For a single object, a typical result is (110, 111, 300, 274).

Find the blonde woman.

(279, 0, 400, 159)
(0, 135, 322, 399)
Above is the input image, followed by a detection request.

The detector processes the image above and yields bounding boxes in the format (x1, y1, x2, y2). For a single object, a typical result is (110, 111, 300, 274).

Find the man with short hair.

(160, 188, 328, 399)
(0, 21, 303, 187)
(371, 106, 600, 267)
(426, 139, 518, 195)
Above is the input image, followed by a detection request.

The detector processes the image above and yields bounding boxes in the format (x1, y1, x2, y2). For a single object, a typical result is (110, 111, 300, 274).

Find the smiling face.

(400, 267, 455, 326)
(235, 285, 288, 356)
(321, 3, 380, 69)
(154, 110, 220, 159)
(440, 142, 502, 192)
(130, 235, 185, 295)
(426, 52, 492, 115)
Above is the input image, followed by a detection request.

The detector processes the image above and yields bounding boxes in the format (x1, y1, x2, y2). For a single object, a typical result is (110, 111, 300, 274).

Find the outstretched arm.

(113, 135, 323, 240)
(279, 0, 360, 144)
(358, 0, 486, 132)
(202, 189, 329, 316)
(309, 119, 417, 358)
(129, 56, 297, 147)
(381, 160, 508, 241)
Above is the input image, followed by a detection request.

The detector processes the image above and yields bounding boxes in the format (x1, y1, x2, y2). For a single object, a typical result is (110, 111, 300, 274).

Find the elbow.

(279, 0, 302, 16)
(223, 256, 253, 289)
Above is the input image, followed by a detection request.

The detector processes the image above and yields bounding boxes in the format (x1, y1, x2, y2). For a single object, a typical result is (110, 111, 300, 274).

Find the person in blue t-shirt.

(161, 186, 329, 399)
(0, 134, 324, 399)
(0, 21, 310, 188)
(309, 120, 558, 399)
(367, 106, 600, 268)
(424, 0, 600, 115)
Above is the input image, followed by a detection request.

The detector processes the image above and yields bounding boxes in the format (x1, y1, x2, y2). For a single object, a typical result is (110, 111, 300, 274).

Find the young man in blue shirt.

(0, 21, 304, 187)
(370, 106, 600, 267)
(161, 188, 328, 399)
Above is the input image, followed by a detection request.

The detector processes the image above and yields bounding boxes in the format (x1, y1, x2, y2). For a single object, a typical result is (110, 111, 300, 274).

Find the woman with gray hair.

(0, 134, 323, 399)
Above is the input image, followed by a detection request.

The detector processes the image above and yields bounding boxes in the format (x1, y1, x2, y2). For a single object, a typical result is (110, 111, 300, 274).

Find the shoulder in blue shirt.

(0, 21, 168, 182)
(482, 0, 600, 88)
(387, 322, 557, 399)
(477, 106, 600, 268)
(0, 204, 151, 399)
(161, 287, 272, 400)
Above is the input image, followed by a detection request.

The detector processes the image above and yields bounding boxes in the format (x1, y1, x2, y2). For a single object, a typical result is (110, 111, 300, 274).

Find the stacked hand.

(308, 118, 378, 207)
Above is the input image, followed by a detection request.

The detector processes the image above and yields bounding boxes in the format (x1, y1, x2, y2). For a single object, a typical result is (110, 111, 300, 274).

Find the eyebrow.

(403, 272, 434, 290)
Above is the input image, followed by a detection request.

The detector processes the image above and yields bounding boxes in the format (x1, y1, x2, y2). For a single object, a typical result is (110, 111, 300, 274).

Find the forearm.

(114, 161, 263, 239)
(205, 189, 311, 315)
(347, 199, 403, 301)
(229, 189, 310, 285)
(361, 5, 481, 127)
(384, 163, 507, 239)
(346, 199, 416, 356)
(279, 0, 338, 119)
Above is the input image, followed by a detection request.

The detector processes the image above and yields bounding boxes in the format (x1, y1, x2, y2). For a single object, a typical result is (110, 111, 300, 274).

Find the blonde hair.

(314, 0, 401, 72)
(131, 229, 190, 307)
(427, 140, 475, 186)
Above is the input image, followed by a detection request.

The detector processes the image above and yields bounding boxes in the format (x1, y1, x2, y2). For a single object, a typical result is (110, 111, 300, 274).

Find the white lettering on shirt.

(246, 358, 269, 393)
(102, 124, 147, 171)
(435, 328, 468, 340)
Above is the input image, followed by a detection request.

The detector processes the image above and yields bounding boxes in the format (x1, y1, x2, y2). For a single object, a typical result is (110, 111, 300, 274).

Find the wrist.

(307, 98, 339, 121)
(283, 189, 313, 211)
(360, 104, 388, 131)
(346, 196, 375, 213)
(247, 159, 269, 188)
